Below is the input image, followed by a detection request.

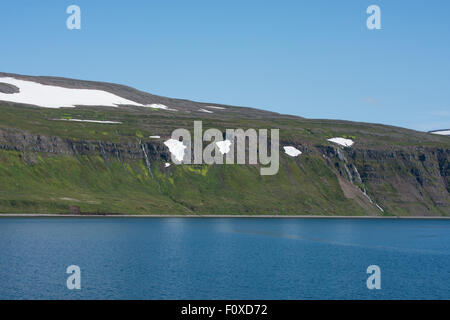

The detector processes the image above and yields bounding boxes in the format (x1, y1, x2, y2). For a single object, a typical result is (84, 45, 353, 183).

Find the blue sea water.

(0, 217, 449, 300)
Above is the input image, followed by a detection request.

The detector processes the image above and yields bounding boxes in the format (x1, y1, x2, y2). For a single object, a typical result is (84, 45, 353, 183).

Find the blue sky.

(1, 0, 449, 131)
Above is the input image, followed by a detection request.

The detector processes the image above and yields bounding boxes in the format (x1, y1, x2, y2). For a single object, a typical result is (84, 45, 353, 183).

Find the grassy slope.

(0, 102, 448, 147)
(0, 149, 363, 215)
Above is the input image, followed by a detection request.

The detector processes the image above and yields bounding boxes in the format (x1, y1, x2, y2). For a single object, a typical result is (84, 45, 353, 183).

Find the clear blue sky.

(1, 0, 449, 131)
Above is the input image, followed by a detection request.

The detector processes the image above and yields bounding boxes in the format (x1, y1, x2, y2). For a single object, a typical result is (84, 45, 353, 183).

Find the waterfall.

(336, 147, 383, 214)
(362, 187, 384, 213)
(98, 141, 109, 167)
(362, 188, 373, 203)
(343, 163, 353, 182)
(113, 143, 121, 162)
(140, 140, 154, 179)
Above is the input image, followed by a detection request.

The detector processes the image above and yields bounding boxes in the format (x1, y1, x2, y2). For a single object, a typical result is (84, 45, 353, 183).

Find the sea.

(0, 217, 449, 299)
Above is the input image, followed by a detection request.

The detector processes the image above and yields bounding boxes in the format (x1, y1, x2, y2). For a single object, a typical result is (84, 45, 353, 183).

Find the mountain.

(0, 72, 449, 216)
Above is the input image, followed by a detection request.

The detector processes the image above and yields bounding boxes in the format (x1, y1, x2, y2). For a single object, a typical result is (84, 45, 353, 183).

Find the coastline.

(0, 213, 449, 219)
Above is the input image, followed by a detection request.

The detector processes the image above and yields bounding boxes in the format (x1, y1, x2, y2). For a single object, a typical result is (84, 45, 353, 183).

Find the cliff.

(0, 124, 448, 216)
(0, 73, 449, 216)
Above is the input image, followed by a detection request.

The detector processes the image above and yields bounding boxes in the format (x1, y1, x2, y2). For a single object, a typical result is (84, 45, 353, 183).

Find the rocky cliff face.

(0, 126, 448, 216)
(321, 145, 450, 216)
(0, 127, 176, 171)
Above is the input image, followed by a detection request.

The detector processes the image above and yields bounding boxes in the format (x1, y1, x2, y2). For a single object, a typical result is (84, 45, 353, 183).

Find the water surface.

(0, 217, 449, 299)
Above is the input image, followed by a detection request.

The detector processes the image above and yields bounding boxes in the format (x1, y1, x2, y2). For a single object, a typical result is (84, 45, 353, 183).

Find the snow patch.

(164, 139, 186, 162)
(204, 106, 225, 110)
(55, 119, 122, 124)
(430, 130, 450, 136)
(146, 104, 178, 111)
(0, 77, 143, 108)
(327, 137, 354, 147)
(216, 140, 232, 154)
(283, 146, 302, 157)
(59, 197, 80, 202)
(199, 108, 213, 113)
(146, 103, 168, 109)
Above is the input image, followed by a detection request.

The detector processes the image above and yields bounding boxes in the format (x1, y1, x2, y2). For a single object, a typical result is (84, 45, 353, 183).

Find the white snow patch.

(149, 135, 160, 139)
(0, 77, 143, 108)
(164, 139, 186, 162)
(146, 103, 168, 109)
(55, 119, 122, 124)
(204, 106, 225, 110)
(199, 108, 213, 113)
(165, 162, 171, 167)
(283, 146, 302, 157)
(59, 197, 80, 202)
(216, 140, 232, 154)
(430, 130, 450, 136)
(146, 103, 178, 111)
(327, 137, 354, 147)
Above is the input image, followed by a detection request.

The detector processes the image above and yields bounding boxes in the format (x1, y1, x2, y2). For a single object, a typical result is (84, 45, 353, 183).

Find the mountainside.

(0, 73, 449, 216)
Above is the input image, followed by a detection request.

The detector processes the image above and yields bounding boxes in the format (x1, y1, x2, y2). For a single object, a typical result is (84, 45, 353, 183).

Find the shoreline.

(0, 214, 449, 219)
